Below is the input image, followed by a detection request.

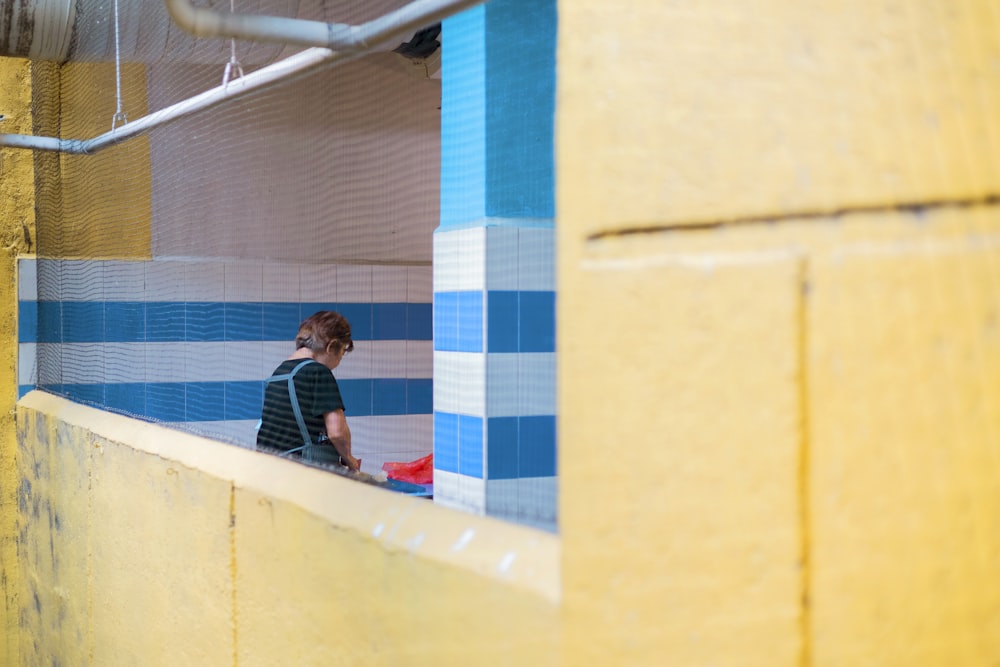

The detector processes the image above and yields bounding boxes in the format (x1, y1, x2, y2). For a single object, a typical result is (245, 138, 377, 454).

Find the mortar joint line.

(586, 193, 1000, 242)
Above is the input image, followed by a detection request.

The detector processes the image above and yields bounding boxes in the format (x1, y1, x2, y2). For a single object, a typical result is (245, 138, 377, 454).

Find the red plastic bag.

(381, 454, 433, 485)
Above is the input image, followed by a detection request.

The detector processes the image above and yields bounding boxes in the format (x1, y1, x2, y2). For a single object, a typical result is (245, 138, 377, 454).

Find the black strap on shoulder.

(266, 359, 316, 458)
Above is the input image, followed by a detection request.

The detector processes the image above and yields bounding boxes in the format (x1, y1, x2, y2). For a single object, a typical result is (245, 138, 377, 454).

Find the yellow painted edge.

(17, 390, 560, 604)
(0, 250, 19, 666)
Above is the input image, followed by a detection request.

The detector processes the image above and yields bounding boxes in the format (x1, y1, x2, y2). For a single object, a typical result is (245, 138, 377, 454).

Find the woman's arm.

(323, 409, 359, 471)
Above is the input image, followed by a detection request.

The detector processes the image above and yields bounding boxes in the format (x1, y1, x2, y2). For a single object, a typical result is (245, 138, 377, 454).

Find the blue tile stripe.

(20, 301, 432, 344)
(486, 414, 557, 479)
(435, 411, 556, 480)
(18, 301, 37, 344)
(433, 290, 555, 353)
(433, 411, 485, 478)
(38, 378, 433, 422)
(440, 4, 487, 230)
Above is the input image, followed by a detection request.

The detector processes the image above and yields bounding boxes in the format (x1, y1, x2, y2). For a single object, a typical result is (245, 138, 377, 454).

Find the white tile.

(518, 226, 555, 291)
(485, 479, 520, 517)
(145, 342, 186, 383)
(36, 260, 61, 301)
(372, 265, 408, 302)
(17, 258, 37, 301)
(226, 341, 264, 381)
(176, 342, 227, 383)
(486, 353, 520, 417)
(262, 263, 300, 302)
(334, 340, 373, 380)
(103, 261, 147, 301)
(433, 351, 485, 416)
(103, 343, 147, 384)
(458, 474, 486, 513)
(347, 415, 434, 446)
(299, 264, 337, 302)
(60, 261, 103, 301)
(432, 229, 459, 292)
(399, 414, 433, 450)
(18, 343, 37, 386)
(144, 261, 186, 302)
(337, 264, 373, 302)
(485, 226, 519, 290)
(375, 415, 433, 452)
(519, 352, 557, 416)
(370, 340, 407, 378)
(433, 469, 460, 505)
(224, 341, 276, 380)
(122, 342, 275, 383)
(434, 227, 486, 292)
(456, 227, 486, 292)
(185, 262, 226, 301)
(60, 343, 107, 384)
(262, 341, 293, 372)
(225, 261, 263, 302)
(406, 265, 433, 302)
(518, 476, 558, 523)
(405, 340, 433, 378)
(344, 417, 377, 461)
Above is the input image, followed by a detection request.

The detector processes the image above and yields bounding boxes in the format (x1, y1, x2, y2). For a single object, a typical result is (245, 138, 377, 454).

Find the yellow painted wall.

(40, 62, 151, 259)
(16, 392, 560, 666)
(0, 55, 33, 667)
(559, 0, 1000, 236)
(4, 1, 1000, 665)
(0, 57, 35, 253)
(0, 249, 19, 667)
(557, 1, 1000, 666)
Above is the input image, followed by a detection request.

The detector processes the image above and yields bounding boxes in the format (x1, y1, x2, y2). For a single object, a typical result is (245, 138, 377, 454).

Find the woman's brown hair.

(295, 311, 353, 355)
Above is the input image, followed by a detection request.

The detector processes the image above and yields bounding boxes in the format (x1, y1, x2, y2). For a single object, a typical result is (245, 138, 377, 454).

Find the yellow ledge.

(17, 389, 560, 604)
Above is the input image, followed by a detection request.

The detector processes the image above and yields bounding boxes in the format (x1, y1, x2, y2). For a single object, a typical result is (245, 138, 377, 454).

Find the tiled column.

(433, 0, 557, 528)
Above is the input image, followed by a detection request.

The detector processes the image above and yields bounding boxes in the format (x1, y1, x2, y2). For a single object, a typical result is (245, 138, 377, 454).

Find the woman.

(256, 310, 361, 471)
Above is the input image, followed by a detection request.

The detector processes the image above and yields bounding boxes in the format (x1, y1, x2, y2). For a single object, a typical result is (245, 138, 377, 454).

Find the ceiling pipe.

(0, 47, 341, 154)
(0, 0, 482, 155)
(165, 0, 480, 51)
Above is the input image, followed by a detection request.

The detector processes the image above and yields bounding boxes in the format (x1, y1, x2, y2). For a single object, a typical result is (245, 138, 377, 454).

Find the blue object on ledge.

(383, 478, 433, 497)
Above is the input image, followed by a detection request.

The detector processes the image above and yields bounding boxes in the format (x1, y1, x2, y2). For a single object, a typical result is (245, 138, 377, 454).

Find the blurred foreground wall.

(558, 1, 1000, 665)
(2, 0, 1000, 665)
(14, 392, 560, 664)
(0, 56, 35, 664)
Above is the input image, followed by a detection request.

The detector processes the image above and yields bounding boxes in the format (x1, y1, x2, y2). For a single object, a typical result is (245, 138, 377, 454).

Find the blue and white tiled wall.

(432, 223, 557, 528)
(435, 0, 558, 528)
(17, 257, 433, 475)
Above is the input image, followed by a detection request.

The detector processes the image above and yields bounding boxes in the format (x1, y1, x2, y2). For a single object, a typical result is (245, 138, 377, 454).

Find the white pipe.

(0, 47, 340, 154)
(0, 0, 481, 155)
(165, 0, 480, 51)
(0, 133, 68, 152)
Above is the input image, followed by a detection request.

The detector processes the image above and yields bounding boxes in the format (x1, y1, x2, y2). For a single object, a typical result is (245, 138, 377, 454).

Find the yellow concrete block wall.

(807, 210, 1000, 665)
(4, 0, 1000, 664)
(558, 1, 1000, 665)
(559, 231, 808, 667)
(0, 57, 35, 254)
(559, 1, 1000, 236)
(0, 250, 19, 667)
(16, 392, 559, 666)
(0, 55, 34, 667)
